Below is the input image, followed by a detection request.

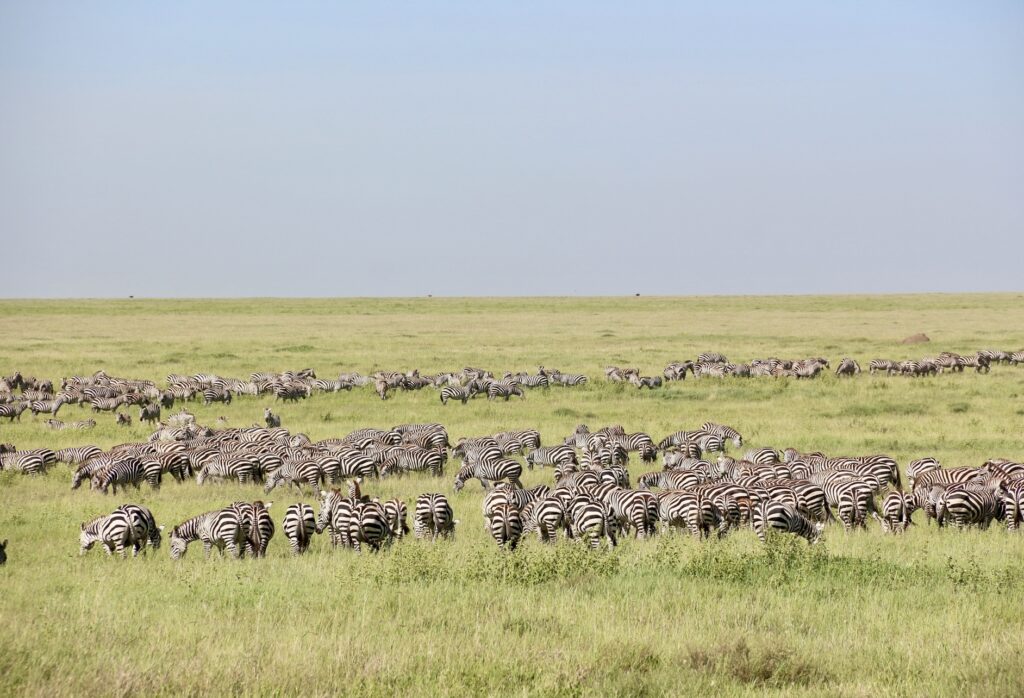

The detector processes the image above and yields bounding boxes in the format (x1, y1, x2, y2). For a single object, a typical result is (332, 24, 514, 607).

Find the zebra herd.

(1, 350, 1018, 430)
(6, 413, 1022, 564)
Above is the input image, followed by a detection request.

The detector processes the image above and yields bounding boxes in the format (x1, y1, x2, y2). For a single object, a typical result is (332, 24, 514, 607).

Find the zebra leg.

(203, 540, 213, 559)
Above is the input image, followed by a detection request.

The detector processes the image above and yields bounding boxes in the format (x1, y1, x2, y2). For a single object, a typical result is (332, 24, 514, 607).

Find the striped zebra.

(488, 504, 523, 550)
(742, 447, 781, 465)
(514, 373, 550, 388)
(835, 358, 861, 377)
(568, 495, 617, 549)
(637, 469, 704, 491)
(701, 422, 743, 448)
(0, 402, 27, 421)
(29, 398, 66, 417)
(907, 457, 942, 490)
(264, 460, 321, 494)
(526, 445, 577, 469)
(56, 445, 103, 464)
(486, 383, 524, 401)
(118, 504, 163, 555)
(439, 385, 475, 405)
(383, 499, 410, 539)
(663, 361, 694, 381)
(936, 483, 1002, 530)
(494, 429, 541, 451)
(414, 493, 457, 541)
(170, 507, 245, 559)
(655, 491, 709, 537)
(316, 489, 356, 548)
(45, 418, 96, 431)
(453, 459, 523, 491)
(879, 491, 914, 533)
(1002, 481, 1024, 531)
(238, 500, 275, 557)
(698, 352, 728, 364)
(92, 458, 151, 494)
(753, 501, 823, 543)
(349, 499, 392, 552)
(525, 497, 573, 543)
(596, 485, 658, 539)
(196, 457, 256, 486)
(1, 451, 46, 476)
(203, 388, 233, 406)
(868, 359, 898, 375)
(80, 509, 137, 558)
(283, 503, 317, 555)
(380, 445, 446, 478)
(548, 371, 589, 386)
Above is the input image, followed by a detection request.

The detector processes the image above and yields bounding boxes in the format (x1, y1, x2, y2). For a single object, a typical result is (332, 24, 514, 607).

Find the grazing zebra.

(936, 484, 1002, 530)
(414, 493, 457, 541)
(242, 500, 275, 557)
(380, 445, 446, 478)
(752, 501, 823, 544)
(526, 445, 577, 469)
(139, 403, 161, 425)
(439, 385, 475, 405)
(118, 504, 163, 554)
(169, 507, 245, 559)
(526, 497, 573, 543)
(283, 503, 317, 555)
(568, 495, 617, 549)
(494, 429, 541, 451)
(350, 499, 392, 552)
(56, 445, 102, 464)
(0, 402, 27, 421)
(196, 457, 256, 486)
(598, 487, 658, 539)
(0, 451, 46, 476)
(316, 489, 356, 548)
(879, 491, 915, 533)
(264, 408, 281, 428)
(45, 418, 96, 431)
(487, 383, 524, 401)
(1002, 481, 1024, 531)
(907, 457, 942, 490)
(264, 460, 321, 494)
(203, 388, 233, 406)
(80, 510, 137, 558)
(453, 459, 523, 491)
(488, 504, 523, 550)
(701, 422, 743, 448)
(835, 358, 861, 377)
(383, 499, 410, 539)
(92, 458, 150, 494)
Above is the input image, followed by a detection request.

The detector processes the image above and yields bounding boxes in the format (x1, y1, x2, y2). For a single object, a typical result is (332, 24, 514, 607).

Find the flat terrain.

(1, 294, 1023, 697)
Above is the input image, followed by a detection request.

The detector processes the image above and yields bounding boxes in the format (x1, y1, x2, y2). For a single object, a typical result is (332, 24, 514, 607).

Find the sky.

(0, 2, 1021, 297)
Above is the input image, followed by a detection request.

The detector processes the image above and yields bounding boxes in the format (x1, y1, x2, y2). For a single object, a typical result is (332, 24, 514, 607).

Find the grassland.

(1, 294, 1023, 697)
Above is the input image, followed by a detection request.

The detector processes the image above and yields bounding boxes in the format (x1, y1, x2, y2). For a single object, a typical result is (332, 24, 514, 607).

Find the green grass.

(1, 294, 1024, 696)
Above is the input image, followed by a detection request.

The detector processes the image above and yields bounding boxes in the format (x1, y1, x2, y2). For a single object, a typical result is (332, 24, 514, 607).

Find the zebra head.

(79, 523, 99, 555)
(263, 470, 281, 494)
(196, 467, 209, 486)
(811, 522, 825, 544)
(169, 529, 188, 559)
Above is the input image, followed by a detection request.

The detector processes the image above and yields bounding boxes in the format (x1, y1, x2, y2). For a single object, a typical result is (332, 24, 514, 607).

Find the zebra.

(907, 457, 942, 490)
(263, 460, 321, 494)
(879, 491, 915, 533)
(29, 398, 66, 417)
(868, 359, 899, 375)
(597, 486, 658, 539)
(487, 383, 525, 401)
(242, 500, 275, 557)
(264, 405, 280, 427)
(139, 403, 161, 425)
(0, 402, 27, 421)
(701, 422, 743, 448)
(196, 457, 256, 486)
(526, 497, 573, 543)
(526, 445, 577, 469)
(169, 507, 245, 559)
(203, 387, 233, 406)
(453, 459, 523, 491)
(494, 429, 541, 451)
(283, 503, 317, 555)
(0, 451, 46, 476)
(698, 352, 728, 364)
(414, 493, 457, 541)
(752, 501, 823, 544)
(380, 445, 446, 478)
(488, 504, 523, 550)
(439, 385, 475, 405)
(547, 370, 589, 386)
(349, 499, 392, 552)
(383, 499, 410, 539)
(835, 358, 861, 377)
(118, 504, 163, 554)
(568, 495, 617, 549)
(92, 458, 151, 494)
(1002, 481, 1024, 531)
(80, 510, 138, 558)
(743, 447, 781, 465)
(56, 445, 102, 464)
(936, 483, 1002, 530)
(316, 489, 356, 548)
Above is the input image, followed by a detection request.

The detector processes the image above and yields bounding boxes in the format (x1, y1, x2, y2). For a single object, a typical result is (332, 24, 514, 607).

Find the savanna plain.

(1, 294, 1023, 697)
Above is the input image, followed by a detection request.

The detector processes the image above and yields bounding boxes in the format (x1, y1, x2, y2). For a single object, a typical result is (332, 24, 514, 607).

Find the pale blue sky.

(1, 2, 1021, 296)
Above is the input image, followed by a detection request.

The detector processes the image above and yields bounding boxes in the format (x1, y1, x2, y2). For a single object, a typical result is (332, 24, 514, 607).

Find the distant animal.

(116, 413, 132, 427)
(0, 538, 7, 565)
